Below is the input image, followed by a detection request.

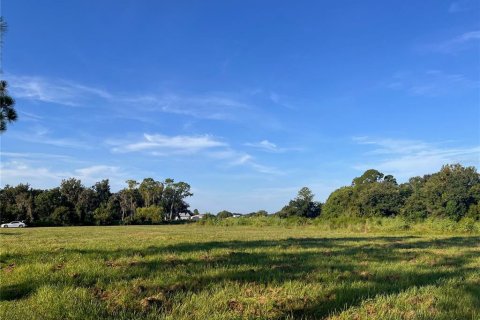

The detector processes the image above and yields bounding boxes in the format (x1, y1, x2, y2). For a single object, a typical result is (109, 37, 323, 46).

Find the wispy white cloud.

(386, 70, 479, 96)
(245, 140, 278, 152)
(11, 126, 92, 149)
(244, 139, 297, 153)
(8, 75, 112, 106)
(73, 165, 124, 187)
(126, 93, 251, 121)
(9, 74, 256, 122)
(353, 136, 480, 180)
(8, 74, 286, 133)
(448, 1, 470, 13)
(269, 92, 296, 110)
(0, 161, 70, 187)
(108, 133, 281, 175)
(0, 160, 129, 190)
(0, 151, 77, 162)
(422, 30, 480, 53)
(225, 152, 282, 175)
(18, 111, 43, 122)
(109, 133, 227, 154)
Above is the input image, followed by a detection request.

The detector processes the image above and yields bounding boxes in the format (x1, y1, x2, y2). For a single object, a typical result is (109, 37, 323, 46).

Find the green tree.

(139, 178, 163, 207)
(93, 203, 113, 225)
(352, 169, 384, 186)
(420, 164, 479, 220)
(324, 170, 405, 218)
(356, 181, 402, 216)
(217, 210, 233, 219)
(51, 206, 72, 226)
(0, 80, 17, 132)
(134, 206, 163, 224)
(15, 192, 34, 222)
(34, 188, 65, 223)
(60, 178, 84, 207)
(93, 179, 111, 205)
(76, 188, 97, 224)
(162, 179, 193, 221)
(277, 187, 321, 218)
(0, 18, 17, 133)
(0, 184, 36, 222)
(322, 186, 356, 218)
(246, 210, 269, 217)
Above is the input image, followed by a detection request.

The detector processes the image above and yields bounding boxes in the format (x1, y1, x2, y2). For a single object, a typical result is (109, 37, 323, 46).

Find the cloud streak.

(110, 133, 227, 154)
(10, 126, 93, 149)
(353, 136, 480, 180)
(9, 75, 112, 106)
(244, 139, 298, 153)
(108, 132, 281, 175)
(9, 74, 253, 121)
(132, 94, 251, 120)
(424, 30, 480, 53)
(0, 160, 127, 190)
(449, 1, 471, 13)
(386, 70, 479, 96)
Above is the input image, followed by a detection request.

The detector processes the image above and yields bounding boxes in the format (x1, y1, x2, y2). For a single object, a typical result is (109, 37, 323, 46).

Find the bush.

(51, 206, 72, 226)
(192, 214, 479, 234)
(93, 204, 112, 225)
(134, 206, 163, 224)
(456, 217, 478, 233)
(217, 210, 233, 219)
(466, 202, 480, 220)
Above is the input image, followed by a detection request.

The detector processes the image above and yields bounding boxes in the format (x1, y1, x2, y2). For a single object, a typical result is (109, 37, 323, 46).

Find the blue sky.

(1, 0, 479, 213)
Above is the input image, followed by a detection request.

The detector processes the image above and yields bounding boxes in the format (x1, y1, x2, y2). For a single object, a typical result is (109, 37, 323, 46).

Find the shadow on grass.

(0, 282, 34, 301)
(1, 235, 479, 318)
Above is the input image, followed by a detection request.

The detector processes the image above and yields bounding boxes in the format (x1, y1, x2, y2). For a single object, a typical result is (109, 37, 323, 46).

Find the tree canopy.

(1, 164, 479, 226)
(0, 80, 17, 132)
(323, 164, 480, 221)
(0, 177, 193, 226)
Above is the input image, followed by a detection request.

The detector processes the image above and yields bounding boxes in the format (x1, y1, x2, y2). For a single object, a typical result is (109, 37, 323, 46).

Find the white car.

(1, 221, 27, 228)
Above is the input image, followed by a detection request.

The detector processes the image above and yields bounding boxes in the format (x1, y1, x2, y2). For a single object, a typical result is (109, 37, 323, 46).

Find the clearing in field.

(0, 225, 479, 319)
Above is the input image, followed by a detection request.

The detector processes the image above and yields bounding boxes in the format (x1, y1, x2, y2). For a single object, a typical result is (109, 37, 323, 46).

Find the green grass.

(1, 225, 479, 319)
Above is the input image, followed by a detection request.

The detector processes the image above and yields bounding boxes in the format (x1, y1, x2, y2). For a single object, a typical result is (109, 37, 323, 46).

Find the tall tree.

(59, 178, 84, 206)
(93, 179, 111, 205)
(34, 188, 65, 223)
(0, 17, 17, 132)
(76, 188, 97, 224)
(139, 178, 163, 207)
(162, 179, 193, 220)
(352, 169, 384, 186)
(277, 187, 321, 218)
(15, 192, 34, 222)
(0, 80, 17, 132)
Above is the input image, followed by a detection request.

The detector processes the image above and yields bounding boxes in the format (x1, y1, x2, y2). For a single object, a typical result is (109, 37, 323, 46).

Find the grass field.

(1, 225, 479, 319)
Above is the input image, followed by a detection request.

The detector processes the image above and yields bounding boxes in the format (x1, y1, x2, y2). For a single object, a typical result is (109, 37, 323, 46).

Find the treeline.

(0, 178, 192, 226)
(1, 163, 479, 226)
(275, 163, 479, 221)
(211, 164, 479, 222)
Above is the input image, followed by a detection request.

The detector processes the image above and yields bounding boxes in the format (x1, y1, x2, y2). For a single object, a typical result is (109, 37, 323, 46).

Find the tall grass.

(196, 215, 480, 234)
(1, 225, 478, 319)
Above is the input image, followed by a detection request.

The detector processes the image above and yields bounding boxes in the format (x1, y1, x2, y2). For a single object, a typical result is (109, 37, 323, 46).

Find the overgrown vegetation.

(0, 178, 192, 226)
(1, 164, 479, 226)
(0, 225, 478, 319)
(322, 164, 480, 221)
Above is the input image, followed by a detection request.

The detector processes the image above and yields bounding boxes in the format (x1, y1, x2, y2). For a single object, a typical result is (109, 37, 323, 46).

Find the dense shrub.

(217, 210, 233, 219)
(51, 206, 72, 226)
(1, 164, 479, 227)
(323, 164, 480, 221)
(134, 206, 163, 224)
